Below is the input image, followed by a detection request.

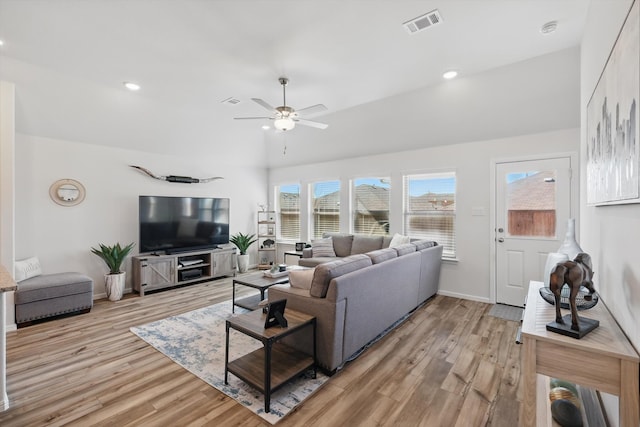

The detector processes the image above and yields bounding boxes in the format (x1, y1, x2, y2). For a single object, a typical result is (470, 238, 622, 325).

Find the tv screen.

(139, 196, 230, 254)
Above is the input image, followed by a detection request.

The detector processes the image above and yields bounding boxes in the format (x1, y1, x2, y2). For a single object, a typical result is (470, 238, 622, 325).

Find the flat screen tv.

(139, 196, 230, 254)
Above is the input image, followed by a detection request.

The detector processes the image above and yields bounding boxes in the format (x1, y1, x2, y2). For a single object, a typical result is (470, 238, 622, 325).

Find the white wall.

(580, 1, 637, 424)
(15, 134, 267, 301)
(269, 128, 579, 302)
(265, 47, 580, 169)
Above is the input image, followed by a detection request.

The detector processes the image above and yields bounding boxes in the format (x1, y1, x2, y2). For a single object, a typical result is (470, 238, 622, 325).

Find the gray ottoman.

(15, 272, 94, 327)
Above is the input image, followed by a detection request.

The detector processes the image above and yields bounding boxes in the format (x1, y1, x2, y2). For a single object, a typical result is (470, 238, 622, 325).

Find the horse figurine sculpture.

(549, 253, 596, 331)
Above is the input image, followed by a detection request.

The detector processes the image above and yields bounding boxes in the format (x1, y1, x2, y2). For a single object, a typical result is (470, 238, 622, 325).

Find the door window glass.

(506, 171, 556, 237)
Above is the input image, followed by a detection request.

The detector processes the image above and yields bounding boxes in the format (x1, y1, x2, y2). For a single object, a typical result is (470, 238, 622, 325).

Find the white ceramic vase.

(105, 272, 125, 301)
(237, 254, 250, 273)
(557, 218, 582, 260)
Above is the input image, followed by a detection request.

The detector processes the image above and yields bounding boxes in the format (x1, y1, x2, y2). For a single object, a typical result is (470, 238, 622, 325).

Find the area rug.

(488, 303, 523, 322)
(130, 301, 329, 424)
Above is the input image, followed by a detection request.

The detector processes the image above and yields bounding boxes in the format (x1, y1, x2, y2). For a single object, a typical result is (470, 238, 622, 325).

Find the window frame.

(403, 170, 457, 258)
(310, 179, 341, 239)
(275, 183, 301, 241)
(350, 176, 391, 236)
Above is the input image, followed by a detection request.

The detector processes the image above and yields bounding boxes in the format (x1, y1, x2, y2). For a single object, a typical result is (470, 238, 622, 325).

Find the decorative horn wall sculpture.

(129, 165, 223, 183)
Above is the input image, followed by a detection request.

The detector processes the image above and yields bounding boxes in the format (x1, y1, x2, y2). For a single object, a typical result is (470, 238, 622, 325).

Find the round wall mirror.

(49, 179, 86, 206)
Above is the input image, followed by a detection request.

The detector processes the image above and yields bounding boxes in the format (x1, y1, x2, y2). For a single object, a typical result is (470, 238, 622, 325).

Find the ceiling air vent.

(221, 97, 241, 105)
(403, 9, 443, 34)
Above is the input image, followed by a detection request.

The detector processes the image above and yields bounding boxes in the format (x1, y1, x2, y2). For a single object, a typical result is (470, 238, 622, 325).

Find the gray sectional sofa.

(269, 236, 442, 373)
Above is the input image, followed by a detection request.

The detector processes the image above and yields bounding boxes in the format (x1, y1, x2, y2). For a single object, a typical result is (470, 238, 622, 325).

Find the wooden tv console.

(132, 247, 236, 296)
(521, 280, 639, 426)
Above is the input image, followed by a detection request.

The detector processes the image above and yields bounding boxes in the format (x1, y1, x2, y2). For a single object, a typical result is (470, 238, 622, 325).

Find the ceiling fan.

(234, 77, 328, 131)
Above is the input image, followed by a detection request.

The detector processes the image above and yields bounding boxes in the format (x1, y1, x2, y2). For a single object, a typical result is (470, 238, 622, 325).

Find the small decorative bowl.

(539, 285, 599, 311)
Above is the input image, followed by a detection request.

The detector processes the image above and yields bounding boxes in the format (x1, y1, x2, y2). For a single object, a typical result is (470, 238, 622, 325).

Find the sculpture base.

(546, 314, 599, 339)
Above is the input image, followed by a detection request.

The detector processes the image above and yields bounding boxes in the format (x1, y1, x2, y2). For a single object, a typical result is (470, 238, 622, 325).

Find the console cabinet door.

(141, 258, 176, 289)
(212, 251, 235, 277)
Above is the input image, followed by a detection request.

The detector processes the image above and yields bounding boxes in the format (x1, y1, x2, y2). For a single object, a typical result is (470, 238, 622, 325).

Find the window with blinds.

(276, 184, 300, 240)
(403, 172, 456, 258)
(352, 177, 390, 235)
(312, 180, 340, 239)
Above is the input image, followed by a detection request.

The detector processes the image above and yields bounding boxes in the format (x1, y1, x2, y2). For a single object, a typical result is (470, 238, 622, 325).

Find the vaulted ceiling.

(0, 1, 589, 167)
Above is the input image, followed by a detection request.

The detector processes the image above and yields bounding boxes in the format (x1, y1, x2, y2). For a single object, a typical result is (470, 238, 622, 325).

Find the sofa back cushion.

(310, 254, 372, 298)
(351, 235, 383, 255)
(412, 240, 438, 251)
(394, 243, 416, 256)
(311, 237, 336, 257)
(323, 233, 354, 257)
(366, 248, 398, 264)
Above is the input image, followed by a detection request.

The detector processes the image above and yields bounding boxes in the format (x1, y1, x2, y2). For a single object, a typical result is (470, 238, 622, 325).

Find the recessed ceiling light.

(262, 125, 270, 130)
(123, 82, 141, 91)
(541, 21, 558, 35)
(442, 70, 458, 79)
(0, 40, 4, 46)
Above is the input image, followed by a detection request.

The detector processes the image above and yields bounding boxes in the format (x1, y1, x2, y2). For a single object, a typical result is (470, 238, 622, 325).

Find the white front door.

(495, 157, 572, 306)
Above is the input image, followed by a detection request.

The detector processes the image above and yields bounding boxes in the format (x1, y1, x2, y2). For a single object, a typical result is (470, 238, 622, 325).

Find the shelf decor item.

(230, 232, 257, 273)
(544, 252, 599, 339)
(91, 242, 135, 301)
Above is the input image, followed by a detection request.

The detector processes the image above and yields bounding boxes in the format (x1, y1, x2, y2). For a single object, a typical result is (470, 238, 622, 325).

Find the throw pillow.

(289, 268, 315, 290)
(311, 237, 336, 257)
(14, 256, 42, 282)
(389, 233, 411, 248)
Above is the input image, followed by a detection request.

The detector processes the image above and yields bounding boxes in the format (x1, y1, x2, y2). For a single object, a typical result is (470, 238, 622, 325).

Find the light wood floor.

(0, 275, 522, 426)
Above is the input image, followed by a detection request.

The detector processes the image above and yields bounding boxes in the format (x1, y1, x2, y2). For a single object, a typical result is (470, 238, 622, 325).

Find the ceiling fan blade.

(295, 118, 329, 130)
(296, 104, 328, 116)
(251, 98, 277, 113)
(233, 116, 273, 120)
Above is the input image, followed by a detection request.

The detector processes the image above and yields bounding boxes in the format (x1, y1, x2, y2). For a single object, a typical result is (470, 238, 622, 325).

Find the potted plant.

(91, 242, 135, 301)
(230, 232, 257, 273)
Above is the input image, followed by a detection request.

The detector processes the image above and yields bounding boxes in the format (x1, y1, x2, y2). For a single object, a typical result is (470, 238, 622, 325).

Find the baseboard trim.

(437, 290, 492, 304)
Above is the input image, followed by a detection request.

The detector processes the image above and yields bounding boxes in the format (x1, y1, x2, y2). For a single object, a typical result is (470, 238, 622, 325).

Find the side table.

(225, 308, 317, 413)
(284, 250, 304, 265)
(232, 271, 289, 313)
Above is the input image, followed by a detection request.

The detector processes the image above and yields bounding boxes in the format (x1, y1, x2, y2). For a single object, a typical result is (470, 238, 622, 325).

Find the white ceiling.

(0, 0, 589, 167)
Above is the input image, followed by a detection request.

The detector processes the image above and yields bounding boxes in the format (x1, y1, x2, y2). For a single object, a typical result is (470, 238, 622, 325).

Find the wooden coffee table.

(232, 272, 290, 313)
(224, 308, 317, 413)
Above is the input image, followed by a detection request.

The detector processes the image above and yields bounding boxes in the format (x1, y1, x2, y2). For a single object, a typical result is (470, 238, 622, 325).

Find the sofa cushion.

(310, 254, 372, 298)
(298, 257, 341, 268)
(389, 233, 411, 247)
(289, 268, 315, 290)
(366, 248, 398, 264)
(351, 235, 384, 255)
(311, 237, 336, 257)
(14, 256, 42, 282)
(382, 235, 393, 248)
(394, 243, 416, 256)
(323, 233, 354, 257)
(412, 240, 438, 251)
(15, 272, 93, 304)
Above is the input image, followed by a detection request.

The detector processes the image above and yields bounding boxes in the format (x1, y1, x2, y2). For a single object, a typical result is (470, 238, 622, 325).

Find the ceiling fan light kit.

(234, 77, 328, 131)
(274, 117, 295, 131)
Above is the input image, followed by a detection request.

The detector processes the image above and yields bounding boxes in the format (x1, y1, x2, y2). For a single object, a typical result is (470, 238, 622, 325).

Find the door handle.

(498, 238, 504, 243)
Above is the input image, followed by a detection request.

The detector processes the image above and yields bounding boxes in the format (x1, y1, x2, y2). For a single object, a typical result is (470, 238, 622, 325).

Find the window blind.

(352, 177, 390, 235)
(277, 184, 300, 240)
(403, 172, 456, 258)
(312, 180, 340, 239)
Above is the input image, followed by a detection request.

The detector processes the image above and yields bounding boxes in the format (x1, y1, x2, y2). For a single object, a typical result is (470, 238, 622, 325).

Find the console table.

(0, 266, 18, 411)
(521, 281, 639, 426)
